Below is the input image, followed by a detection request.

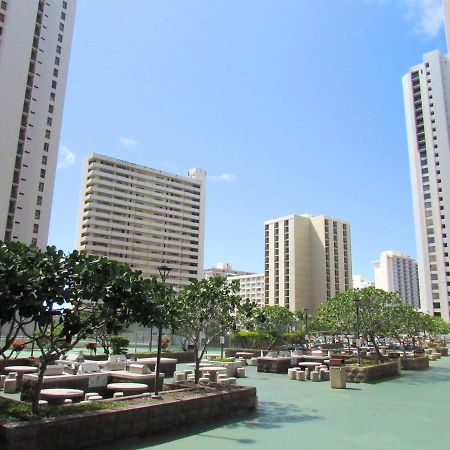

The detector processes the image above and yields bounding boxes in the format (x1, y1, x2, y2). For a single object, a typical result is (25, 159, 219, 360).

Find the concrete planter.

(436, 347, 448, 356)
(400, 356, 430, 370)
(256, 357, 292, 374)
(0, 385, 257, 450)
(345, 361, 400, 383)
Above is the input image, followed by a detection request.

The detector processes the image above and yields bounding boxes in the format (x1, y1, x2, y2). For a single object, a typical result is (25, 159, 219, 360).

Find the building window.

(55, 56, 60, 66)
(59, 23, 64, 31)
(62, 0, 67, 9)
(48, 104, 54, 113)
(58, 34, 63, 43)
(35, 210, 40, 219)
(53, 68, 58, 77)
(40, 169, 46, 178)
(50, 92, 55, 101)
(38, 182, 44, 192)
(43, 142, 49, 151)
(31, 238, 37, 248)
(42, 155, 47, 165)
(33, 224, 39, 234)
(37, 195, 42, 205)
(51, 80, 57, 89)
(61, 11, 66, 20)
(1, 1, 6, 10)
(45, 129, 50, 138)
(47, 117, 52, 126)
(56, 45, 62, 54)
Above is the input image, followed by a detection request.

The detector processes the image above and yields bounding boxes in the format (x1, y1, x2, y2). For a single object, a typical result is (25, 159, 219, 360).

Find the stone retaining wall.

(345, 361, 400, 383)
(0, 386, 257, 450)
(400, 356, 429, 370)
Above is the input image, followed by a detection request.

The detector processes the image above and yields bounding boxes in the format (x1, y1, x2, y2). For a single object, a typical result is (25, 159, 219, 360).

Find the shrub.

(109, 335, 129, 355)
(282, 332, 304, 346)
(232, 331, 271, 349)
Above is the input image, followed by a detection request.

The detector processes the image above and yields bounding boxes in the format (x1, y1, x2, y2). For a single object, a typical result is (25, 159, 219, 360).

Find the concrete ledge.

(257, 357, 292, 374)
(0, 385, 257, 450)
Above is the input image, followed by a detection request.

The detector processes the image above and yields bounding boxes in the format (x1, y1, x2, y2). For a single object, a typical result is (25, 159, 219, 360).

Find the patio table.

(4, 365, 37, 390)
(298, 362, 322, 370)
(40, 388, 84, 405)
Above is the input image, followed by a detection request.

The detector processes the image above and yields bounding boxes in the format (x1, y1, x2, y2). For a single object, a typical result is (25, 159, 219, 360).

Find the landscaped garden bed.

(0, 384, 257, 450)
(345, 360, 400, 383)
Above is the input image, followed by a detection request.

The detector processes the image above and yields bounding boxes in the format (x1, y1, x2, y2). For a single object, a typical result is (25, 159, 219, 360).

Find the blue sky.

(50, 0, 448, 280)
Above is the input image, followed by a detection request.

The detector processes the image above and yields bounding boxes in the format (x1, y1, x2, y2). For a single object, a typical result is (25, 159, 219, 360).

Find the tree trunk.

(194, 333, 200, 384)
(31, 359, 47, 414)
(370, 334, 383, 363)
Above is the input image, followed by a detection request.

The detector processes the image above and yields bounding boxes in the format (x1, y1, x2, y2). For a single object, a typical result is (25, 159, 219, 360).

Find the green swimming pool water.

(101, 356, 450, 450)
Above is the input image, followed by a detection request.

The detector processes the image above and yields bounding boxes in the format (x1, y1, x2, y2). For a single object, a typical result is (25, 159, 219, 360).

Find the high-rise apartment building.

(264, 214, 352, 313)
(0, 0, 76, 248)
(373, 251, 420, 309)
(402, 0, 450, 320)
(76, 154, 206, 290)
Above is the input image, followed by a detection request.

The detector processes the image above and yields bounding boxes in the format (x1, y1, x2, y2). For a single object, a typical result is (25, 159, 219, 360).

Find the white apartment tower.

(76, 154, 206, 291)
(264, 214, 352, 314)
(373, 251, 420, 309)
(402, 0, 450, 320)
(0, 0, 76, 247)
(228, 273, 265, 307)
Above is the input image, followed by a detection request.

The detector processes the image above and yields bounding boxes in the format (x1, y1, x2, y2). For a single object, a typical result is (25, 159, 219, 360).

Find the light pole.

(304, 308, 309, 349)
(354, 297, 361, 366)
(153, 264, 171, 399)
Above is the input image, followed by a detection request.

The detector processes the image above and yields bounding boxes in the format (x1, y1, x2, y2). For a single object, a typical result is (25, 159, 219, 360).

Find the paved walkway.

(105, 356, 450, 450)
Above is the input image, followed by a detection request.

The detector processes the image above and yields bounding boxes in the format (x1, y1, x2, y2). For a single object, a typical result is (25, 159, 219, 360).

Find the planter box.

(345, 361, 400, 383)
(0, 386, 257, 450)
(225, 348, 265, 358)
(436, 347, 448, 356)
(400, 356, 430, 370)
(257, 357, 292, 374)
(0, 358, 35, 373)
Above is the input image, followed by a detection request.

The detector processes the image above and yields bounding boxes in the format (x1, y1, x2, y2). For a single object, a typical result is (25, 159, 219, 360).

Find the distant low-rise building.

(228, 273, 265, 307)
(203, 262, 254, 279)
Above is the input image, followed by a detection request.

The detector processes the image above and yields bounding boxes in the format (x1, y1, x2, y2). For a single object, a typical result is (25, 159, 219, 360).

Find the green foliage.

(315, 287, 402, 362)
(282, 331, 304, 345)
(232, 330, 271, 348)
(108, 335, 129, 354)
(175, 277, 254, 382)
(209, 356, 235, 362)
(250, 305, 296, 348)
(0, 397, 124, 423)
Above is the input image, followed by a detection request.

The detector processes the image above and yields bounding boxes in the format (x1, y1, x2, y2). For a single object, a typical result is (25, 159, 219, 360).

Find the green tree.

(175, 277, 247, 382)
(22, 248, 148, 413)
(315, 287, 401, 363)
(0, 241, 43, 359)
(253, 305, 296, 349)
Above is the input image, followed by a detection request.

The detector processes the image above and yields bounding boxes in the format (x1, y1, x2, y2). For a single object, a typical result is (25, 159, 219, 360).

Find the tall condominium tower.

(373, 251, 420, 309)
(264, 214, 352, 313)
(75, 154, 206, 290)
(402, 0, 450, 321)
(0, 0, 76, 248)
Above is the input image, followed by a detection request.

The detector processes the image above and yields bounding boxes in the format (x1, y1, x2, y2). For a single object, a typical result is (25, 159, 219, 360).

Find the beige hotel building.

(264, 214, 352, 313)
(76, 154, 206, 290)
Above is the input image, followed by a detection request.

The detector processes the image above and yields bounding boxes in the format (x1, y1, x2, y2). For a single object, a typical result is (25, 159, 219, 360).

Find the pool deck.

(102, 356, 450, 450)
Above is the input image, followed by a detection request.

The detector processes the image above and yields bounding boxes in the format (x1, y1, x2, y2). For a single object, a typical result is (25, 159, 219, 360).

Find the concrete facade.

(264, 214, 352, 313)
(373, 251, 420, 309)
(0, 0, 76, 247)
(75, 154, 206, 290)
(402, 3, 450, 321)
(203, 262, 255, 279)
(228, 272, 265, 307)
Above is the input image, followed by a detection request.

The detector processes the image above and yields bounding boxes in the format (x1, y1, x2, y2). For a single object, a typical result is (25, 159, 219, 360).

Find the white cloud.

(401, 0, 444, 37)
(57, 145, 75, 169)
(120, 138, 138, 149)
(209, 173, 237, 182)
